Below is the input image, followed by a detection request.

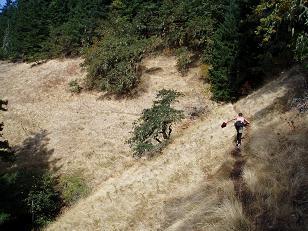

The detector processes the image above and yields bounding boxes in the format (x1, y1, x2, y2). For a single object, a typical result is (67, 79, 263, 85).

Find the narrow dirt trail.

(230, 147, 255, 220)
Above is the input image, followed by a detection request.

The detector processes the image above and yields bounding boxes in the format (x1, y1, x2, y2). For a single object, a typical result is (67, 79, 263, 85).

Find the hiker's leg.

(235, 127, 240, 144)
(238, 132, 242, 144)
(236, 132, 241, 144)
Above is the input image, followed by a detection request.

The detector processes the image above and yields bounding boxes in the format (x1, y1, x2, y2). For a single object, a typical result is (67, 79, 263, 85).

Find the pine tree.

(0, 1, 16, 59)
(209, 0, 240, 101)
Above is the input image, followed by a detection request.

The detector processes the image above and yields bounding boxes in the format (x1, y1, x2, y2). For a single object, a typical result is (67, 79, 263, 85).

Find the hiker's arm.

(244, 118, 250, 124)
(226, 117, 236, 124)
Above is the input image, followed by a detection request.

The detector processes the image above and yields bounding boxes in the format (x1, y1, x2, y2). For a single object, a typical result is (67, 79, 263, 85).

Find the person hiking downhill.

(222, 113, 250, 147)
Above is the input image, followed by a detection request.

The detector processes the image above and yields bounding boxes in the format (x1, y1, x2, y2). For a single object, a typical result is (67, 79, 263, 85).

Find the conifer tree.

(209, 0, 240, 101)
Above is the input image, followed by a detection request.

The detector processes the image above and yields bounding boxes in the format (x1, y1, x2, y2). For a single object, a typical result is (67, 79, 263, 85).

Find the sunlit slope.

(48, 65, 307, 230)
(0, 56, 209, 188)
(1, 58, 306, 230)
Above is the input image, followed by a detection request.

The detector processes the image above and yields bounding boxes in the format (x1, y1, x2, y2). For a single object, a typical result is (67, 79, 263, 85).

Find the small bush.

(59, 172, 90, 206)
(128, 89, 184, 157)
(0, 212, 10, 225)
(84, 34, 151, 94)
(68, 80, 82, 94)
(26, 173, 61, 226)
(295, 33, 308, 62)
(176, 47, 192, 74)
(0, 171, 61, 229)
(200, 63, 212, 83)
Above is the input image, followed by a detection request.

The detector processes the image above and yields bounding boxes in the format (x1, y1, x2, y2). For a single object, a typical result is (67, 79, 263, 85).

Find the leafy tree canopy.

(128, 89, 184, 157)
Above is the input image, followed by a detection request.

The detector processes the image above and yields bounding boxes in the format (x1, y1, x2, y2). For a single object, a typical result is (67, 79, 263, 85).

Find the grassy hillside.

(17, 60, 303, 230)
(0, 55, 307, 230)
(0, 1, 307, 229)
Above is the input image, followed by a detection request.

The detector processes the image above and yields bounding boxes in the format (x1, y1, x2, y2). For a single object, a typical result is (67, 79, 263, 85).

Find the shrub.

(84, 34, 151, 94)
(176, 47, 192, 74)
(59, 172, 89, 206)
(68, 80, 82, 94)
(0, 171, 61, 229)
(0, 212, 10, 225)
(128, 89, 184, 157)
(25, 173, 61, 227)
(295, 33, 308, 62)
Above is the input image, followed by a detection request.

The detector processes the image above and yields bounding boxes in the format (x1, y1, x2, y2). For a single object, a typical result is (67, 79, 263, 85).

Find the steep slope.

(1, 58, 307, 230)
(0, 56, 209, 187)
(47, 65, 307, 230)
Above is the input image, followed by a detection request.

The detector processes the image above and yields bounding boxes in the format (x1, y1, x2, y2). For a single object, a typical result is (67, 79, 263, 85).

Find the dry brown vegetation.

(0, 58, 307, 230)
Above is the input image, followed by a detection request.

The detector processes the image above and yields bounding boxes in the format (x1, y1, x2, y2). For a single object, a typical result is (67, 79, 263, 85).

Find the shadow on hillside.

(241, 118, 308, 230)
(162, 184, 215, 231)
(0, 130, 63, 230)
(12, 129, 61, 172)
(0, 130, 61, 173)
(242, 65, 307, 102)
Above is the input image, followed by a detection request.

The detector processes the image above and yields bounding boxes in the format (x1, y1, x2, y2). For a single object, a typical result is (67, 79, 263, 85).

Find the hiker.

(222, 113, 250, 147)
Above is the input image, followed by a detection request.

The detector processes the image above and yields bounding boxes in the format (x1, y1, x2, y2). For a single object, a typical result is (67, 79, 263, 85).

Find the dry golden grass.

(237, 68, 308, 231)
(0, 58, 307, 230)
(241, 118, 307, 230)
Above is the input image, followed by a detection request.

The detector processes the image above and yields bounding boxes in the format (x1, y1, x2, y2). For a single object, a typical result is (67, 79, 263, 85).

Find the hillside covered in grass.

(1, 55, 307, 231)
(0, 0, 307, 230)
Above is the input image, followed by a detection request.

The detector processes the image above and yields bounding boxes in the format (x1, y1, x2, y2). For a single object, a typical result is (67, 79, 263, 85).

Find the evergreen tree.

(48, 0, 111, 56)
(0, 1, 16, 59)
(13, 0, 51, 60)
(0, 0, 111, 60)
(209, 0, 240, 101)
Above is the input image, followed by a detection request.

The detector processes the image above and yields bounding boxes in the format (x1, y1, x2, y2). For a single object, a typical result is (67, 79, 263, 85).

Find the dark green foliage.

(58, 172, 90, 206)
(25, 173, 61, 226)
(115, 0, 216, 51)
(0, 0, 111, 61)
(0, 171, 61, 229)
(128, 89, 184, 157)
(209, 0, 240, 101)
(47, 0, 110, 57)
(84, 33, 151, 94)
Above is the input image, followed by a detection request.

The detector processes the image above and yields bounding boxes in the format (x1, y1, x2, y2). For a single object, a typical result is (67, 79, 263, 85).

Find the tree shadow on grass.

(0, 130, 63, 230)
(12, 130, 62, 173)
(162, 184, 216, 231)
